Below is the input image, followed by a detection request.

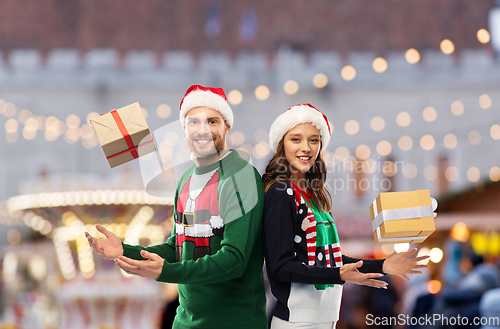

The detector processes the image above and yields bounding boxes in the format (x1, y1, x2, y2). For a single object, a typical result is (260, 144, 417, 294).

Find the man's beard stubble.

(187, 132, 226, 160)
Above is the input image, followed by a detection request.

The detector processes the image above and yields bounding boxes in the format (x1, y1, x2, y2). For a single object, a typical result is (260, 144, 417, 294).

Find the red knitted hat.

(179, 85, 234, 127)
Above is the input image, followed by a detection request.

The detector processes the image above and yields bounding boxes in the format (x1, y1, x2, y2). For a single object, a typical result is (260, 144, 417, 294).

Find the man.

(85, 85, 268, 329)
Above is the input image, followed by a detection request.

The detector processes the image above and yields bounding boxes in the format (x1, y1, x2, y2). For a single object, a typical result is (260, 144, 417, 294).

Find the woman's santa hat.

(179, 85, 234, 127)
(269, 104, 331, 153)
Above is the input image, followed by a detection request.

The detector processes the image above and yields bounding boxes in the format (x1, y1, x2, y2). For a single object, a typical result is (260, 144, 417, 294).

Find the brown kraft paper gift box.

(90, 102, 156, 168)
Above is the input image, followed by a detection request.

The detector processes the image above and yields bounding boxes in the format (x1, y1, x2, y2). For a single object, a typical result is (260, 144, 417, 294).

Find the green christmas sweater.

(122, 150, 267, 329)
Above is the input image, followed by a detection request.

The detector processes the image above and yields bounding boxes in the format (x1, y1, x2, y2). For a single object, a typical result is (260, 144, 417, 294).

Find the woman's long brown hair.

(262, 138, 332, 212)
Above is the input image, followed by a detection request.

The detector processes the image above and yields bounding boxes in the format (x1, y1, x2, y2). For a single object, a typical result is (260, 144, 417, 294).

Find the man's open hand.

(85, 224, 123, 260)
(114, 250, 164, 280)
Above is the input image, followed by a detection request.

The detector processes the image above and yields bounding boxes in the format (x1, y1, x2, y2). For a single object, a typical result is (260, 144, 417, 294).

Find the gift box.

(90, 102, 156, 168)
(369, 190, 436, 245)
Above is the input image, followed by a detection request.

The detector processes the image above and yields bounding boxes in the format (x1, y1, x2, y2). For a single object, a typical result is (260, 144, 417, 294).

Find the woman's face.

(283, 123, 321, 175)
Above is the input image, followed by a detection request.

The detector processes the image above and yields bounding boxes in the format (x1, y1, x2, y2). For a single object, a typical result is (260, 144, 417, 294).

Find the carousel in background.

(0, 170, 176, 329)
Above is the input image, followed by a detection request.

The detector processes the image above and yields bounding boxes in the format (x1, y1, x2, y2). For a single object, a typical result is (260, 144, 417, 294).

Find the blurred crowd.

(335, 237, 500, 329)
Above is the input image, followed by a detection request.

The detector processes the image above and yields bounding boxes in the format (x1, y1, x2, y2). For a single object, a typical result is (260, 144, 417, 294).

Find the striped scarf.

(293, 185, 343, 289)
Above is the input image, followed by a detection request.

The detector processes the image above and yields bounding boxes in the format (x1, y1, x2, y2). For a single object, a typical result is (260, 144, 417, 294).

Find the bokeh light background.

(0, 1, 500, 329)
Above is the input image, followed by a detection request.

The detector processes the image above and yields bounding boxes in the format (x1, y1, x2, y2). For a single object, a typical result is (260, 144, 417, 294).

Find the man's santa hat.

(179, 85, 233, 127)
(269, 104, 331, 153)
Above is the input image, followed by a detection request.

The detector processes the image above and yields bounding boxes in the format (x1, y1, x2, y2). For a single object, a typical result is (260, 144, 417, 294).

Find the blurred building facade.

(0, 0, 494, 55)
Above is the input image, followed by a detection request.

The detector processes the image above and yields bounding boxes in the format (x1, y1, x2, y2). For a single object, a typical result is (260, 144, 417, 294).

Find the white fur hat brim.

(180, 89, 233, 127)
(269, 104, 331, 153)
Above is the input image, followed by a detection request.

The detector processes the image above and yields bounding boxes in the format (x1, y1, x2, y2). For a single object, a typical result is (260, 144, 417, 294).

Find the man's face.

(184, 107, 230, 159)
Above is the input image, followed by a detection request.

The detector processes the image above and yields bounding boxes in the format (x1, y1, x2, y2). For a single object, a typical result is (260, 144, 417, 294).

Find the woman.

(262, 104, 428, 329)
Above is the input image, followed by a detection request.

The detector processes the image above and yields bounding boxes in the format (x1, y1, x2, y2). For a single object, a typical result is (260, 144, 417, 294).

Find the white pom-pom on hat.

(269, 104, 331, 153)
(179, 85, 233, 127)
